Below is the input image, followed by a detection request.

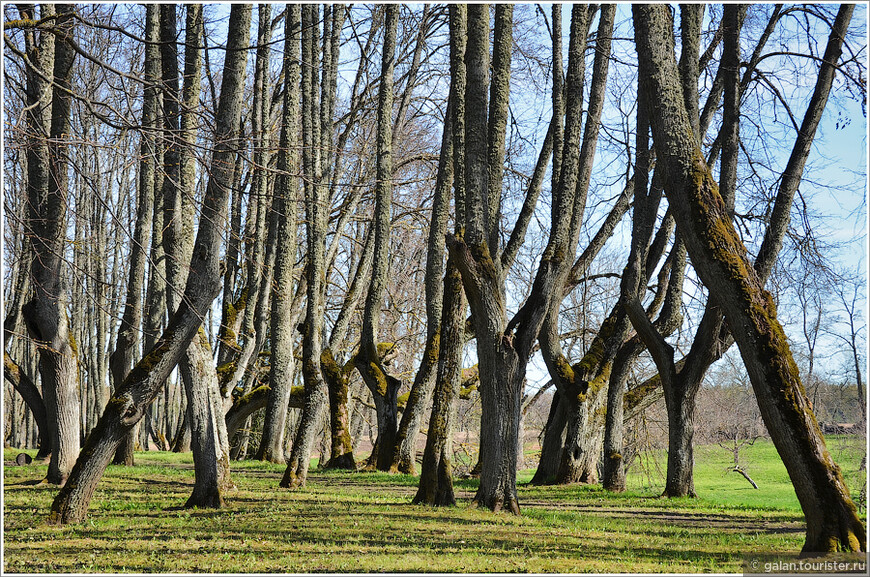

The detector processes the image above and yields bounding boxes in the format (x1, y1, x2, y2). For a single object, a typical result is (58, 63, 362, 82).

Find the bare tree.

(354, 4, 401, 472)
(632, 2, 864, 553)
(48, 4, 252, 524)
(256, 4, 302, 464)
(20, 4, 80, 486)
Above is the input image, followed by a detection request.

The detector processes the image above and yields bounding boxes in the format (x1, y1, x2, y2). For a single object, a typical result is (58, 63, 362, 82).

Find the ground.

(2, 437, 865, 573)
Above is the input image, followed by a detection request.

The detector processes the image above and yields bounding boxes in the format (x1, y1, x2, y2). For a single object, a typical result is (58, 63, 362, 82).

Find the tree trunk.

(663, 378, 697, 497)
(180, 331, 233, 506)
(391, 83, 455, 476)
(471, 330, 523, 514)
(321, 349, 356, 470)
(281, 4, 327, 489)
(48, 4, 251, 524)
(633, 3, 864, 553)
(414, 257, 465, 506)
(21, 5, 79, 486)
(257, 4, 301, 464)
(110, 3, 159, 467)
(354, 4, 400, 473)
(556, 390, 606, 485)
(530, 390, 567, 484)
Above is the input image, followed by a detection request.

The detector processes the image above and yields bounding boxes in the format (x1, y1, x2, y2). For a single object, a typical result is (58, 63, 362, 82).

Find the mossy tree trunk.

(320, 349, 356, 470)
(20, 5, 80, 486)
(391, 85, 455, 476)
(354, 4, 401, 473)
(633, 3, 864, 554)
(48, 4, 251, 524)
(530, 390, 567, 484)
(257, 4, 302, 464)
(281, 4, 329, 489)
(414, 257, 465, 505)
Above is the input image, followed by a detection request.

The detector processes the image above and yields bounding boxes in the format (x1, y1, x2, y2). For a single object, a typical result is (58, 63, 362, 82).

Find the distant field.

(3, 438, 866, 573)
(624, 435, 866, 512)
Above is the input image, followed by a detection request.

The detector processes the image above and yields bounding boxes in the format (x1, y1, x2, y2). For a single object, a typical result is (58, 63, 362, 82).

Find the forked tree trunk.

(320, 349, 356, 469)
(556, 389, 606, 485)
(633, 3, 864, 554)
(21, 5, 79, 486)
(533, 5, 617, 489)
(48, 4, 251, 524)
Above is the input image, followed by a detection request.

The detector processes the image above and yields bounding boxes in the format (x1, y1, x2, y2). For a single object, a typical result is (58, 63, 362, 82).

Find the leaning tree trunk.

(48, 4, 252, 525)
(21, 5, 79, 486)
(4, 352, 49, 458)
(633, 3, 864, 554)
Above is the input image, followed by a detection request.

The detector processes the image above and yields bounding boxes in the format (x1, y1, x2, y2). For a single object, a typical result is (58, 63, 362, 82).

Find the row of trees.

(3, 3, 866, 553)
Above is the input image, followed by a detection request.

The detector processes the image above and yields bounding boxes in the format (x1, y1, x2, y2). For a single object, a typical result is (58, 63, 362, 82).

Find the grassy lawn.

(3, 438, 865, 573)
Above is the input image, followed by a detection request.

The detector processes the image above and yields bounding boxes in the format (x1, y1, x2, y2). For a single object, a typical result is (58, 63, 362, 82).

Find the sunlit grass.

(3, 438, 865, 573)
(624, 436, 865, 512)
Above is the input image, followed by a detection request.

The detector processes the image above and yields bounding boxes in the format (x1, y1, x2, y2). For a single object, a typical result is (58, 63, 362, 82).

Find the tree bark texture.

(414, 257, 465, 506)
(257, 4, 302, 464)
(282, 4, 328, 489)
(48, 4, 252, 524)
(354, 4, 400, 472)
(21, 5, 80, 486)
(633, 3, 863, 553)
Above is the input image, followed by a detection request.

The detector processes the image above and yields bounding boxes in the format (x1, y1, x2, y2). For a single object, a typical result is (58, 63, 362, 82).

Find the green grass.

(3, 438, 865, 573)
(624, 436, 866, 512)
